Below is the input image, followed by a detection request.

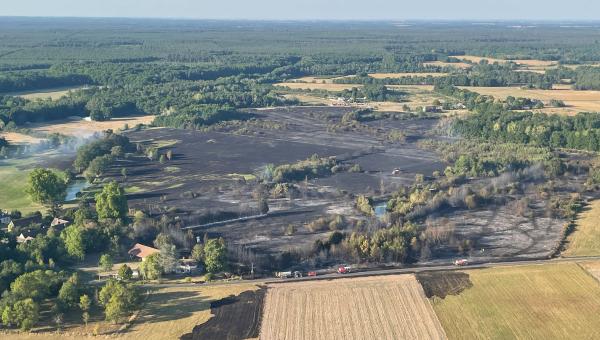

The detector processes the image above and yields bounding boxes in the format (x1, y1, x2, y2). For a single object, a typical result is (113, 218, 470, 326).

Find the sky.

(1, 0, 600, 21)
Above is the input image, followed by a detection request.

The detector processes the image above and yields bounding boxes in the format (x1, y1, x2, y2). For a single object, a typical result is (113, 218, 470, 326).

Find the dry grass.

(260, 275, 446, 340)
(2, 283, 258, 340)
(368, 72, 448, 79)
(458, 85, 600, 114)
(30, 115, 155, 137)
(0, 132, 44, 144)
(459, 55, 558, 74)
(6, 86, 83, 100)
(124, 283, 258, 339)
(564, 200, 600, 257)
(431, 263, 600, 340)
(283, 94, 329, 105)
(275, 82, 361, 92)
(424, 61, 472, 69)
(283, 84, 456, 114)
(581, 261, 600, 281)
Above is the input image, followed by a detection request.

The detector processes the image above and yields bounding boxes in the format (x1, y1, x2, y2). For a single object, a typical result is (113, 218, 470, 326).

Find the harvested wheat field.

(564, 200, 600, 257)
(30, 115, 155, 137)
(260, 275, 446, 340)
(290, 76, 350, 84)
(275, 82, 361, 91)
(459, 55, 557, 67)
(430, 263, 600, 340)
(581, 261, 600, 281)
(458, 85, 600, 113)
(5, 86, 83, 100)
(424, 61, 472, 69)
(368, 72, 448, 79)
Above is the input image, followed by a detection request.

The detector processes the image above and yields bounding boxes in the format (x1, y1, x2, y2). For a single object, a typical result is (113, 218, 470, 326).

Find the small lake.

(66, 179, 90, 201)
(374, 202, 387, 219)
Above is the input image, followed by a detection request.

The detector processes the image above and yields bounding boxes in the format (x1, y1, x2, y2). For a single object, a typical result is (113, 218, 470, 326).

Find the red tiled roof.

(128, 243, 159, 259)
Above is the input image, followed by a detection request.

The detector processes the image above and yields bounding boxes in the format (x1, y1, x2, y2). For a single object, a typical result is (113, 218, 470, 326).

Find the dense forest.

(2, 19, 600, 133)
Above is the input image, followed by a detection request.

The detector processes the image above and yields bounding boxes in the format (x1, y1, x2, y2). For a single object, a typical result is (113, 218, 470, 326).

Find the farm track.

(145, 255, 600, 291)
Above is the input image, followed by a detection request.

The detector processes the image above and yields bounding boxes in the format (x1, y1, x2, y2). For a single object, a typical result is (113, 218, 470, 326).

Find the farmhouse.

(128, 243, 160, 261)
(50, 217, 71, 232)
(16, 233, 34, 244)
(7, 215, 42, 233)
(0, 212, 11, 225)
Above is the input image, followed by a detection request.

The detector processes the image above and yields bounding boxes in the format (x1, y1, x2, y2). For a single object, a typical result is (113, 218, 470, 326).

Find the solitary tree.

(95, 181, 128, 220)
(79, 294, 91, 326)
(99, 253, 114, 272)
(99, 280, 139, 324)
(204, 238, 227, 273)
(139, 253, 162, 280)
(62, 225, 87, 261)
(159, 243, 179, 274)
(58, 281, 79, 309)
(191, 244, 204, 263)
(258, 197, 269, 215)
(25, 168, 67, 209)
(118, 264, 133, 281)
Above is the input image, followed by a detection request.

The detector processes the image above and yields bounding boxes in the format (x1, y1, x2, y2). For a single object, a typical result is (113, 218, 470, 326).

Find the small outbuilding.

(8, 215, 42, 233)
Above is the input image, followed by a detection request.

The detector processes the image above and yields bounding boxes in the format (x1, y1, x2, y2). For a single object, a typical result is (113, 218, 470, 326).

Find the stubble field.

(31, 115, 155, 137)
(260, 275, 446, 340)
(430, 263, 600, 340)
(564, 200, 600, 257)
(458, 85, 600, 114)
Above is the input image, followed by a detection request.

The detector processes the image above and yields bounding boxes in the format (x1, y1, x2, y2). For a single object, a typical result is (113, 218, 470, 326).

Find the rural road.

(145, 255, 600, 289)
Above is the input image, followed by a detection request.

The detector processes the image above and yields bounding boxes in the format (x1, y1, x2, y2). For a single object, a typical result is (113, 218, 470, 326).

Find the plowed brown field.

(260, 275, 446, 340)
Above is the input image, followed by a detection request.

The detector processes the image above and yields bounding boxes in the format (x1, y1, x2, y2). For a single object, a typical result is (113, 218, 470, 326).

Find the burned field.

(108, 106, 447, 260)
(105, 105, 590, 270)
(181, 287, 266, 340)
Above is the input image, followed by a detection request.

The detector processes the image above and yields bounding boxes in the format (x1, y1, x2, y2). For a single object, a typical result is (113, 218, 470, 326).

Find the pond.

(374, 202, 387, 219)
(66, 179, 90, 201)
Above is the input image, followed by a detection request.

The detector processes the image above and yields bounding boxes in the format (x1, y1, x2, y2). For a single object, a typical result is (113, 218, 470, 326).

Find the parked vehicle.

(308, 271, 317, 277)
(454, 259, 469, 266)
(276, 271, 293, 278)
(337, 266, 351, 274)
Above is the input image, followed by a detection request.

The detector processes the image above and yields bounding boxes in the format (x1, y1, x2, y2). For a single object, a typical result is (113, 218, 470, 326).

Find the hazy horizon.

(2, 0, 600, 21)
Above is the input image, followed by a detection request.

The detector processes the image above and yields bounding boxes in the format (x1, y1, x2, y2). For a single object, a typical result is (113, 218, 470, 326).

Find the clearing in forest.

(31, 115, 155, 137)
(0, 131, 44, 144)
(260, 275, 446, 340)
(5, 86, 83, 100)
(423, 61, 472, 69)
(275, 82, 361, 91)
(564, 200, 600, 257)
(429, 263, 600, 340)
(458, 85, 600, 114)
(367, 72, 448, 78)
